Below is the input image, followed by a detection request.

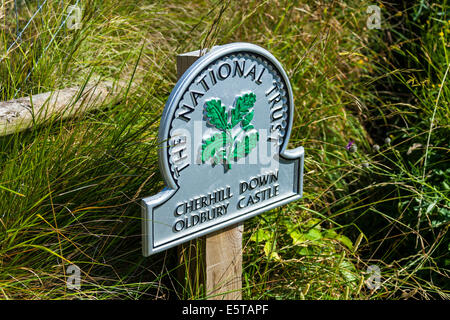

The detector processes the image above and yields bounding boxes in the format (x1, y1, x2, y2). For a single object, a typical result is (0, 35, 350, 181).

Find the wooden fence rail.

(0, 82, 117, 136)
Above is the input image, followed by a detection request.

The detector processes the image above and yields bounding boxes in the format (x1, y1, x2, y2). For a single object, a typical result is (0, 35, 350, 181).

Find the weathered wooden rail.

(0, 81, 117, 136)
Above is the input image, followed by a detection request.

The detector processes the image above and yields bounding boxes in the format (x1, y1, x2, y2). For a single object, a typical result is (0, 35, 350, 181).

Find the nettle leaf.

(205, 99, 229, 131)
(230, 92, 256, 128)
(233, 131, 259, 160)
(201, 132, 227, 163)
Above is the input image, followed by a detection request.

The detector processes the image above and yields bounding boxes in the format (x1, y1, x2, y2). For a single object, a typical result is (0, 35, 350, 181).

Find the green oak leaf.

(205, 99, 229, 131)
(201, 132, 228, 163)
(202, 92, 258, 170)
(233, 131, 259, 160)
(230, 92, 256, 128)
(241, 110, 254, 131)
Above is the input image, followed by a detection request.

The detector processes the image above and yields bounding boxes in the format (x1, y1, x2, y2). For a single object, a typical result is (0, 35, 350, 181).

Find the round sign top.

(158, 42, 295, 190)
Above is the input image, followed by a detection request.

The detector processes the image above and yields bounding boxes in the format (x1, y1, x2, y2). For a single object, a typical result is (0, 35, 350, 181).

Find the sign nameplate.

(142, 43, 304, 256)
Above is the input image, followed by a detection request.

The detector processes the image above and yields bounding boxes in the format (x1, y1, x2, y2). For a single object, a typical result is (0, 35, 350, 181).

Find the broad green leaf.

(336, 235, 353, 250)
(264, 241, 281, 261)
(305, 228, 322, 241)
(250, 229, 272, 242)
(323, 229, 338, 239)
(290, 230, 307, 245)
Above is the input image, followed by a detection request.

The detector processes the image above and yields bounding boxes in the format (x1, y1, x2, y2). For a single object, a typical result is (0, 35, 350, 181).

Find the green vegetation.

(0, 0, 448, 299)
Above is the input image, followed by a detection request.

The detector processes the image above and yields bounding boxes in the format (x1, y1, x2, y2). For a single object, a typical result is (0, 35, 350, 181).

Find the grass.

(0, 0, 448, 299)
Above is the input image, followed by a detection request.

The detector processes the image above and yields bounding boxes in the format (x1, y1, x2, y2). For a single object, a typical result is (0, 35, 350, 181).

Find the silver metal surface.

(142, 42, 304, 256)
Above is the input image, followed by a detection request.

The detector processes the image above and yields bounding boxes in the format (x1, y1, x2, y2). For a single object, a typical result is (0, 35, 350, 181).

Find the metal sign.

(142, 43, 304, 256)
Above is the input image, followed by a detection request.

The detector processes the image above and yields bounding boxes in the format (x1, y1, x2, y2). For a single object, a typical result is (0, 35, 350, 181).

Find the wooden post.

(176, 50, 243, 300)
(205, 223, 243, 300)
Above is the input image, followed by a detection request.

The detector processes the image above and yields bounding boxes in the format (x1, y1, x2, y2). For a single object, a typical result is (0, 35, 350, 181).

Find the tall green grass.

(350, 0, 450, 298)
(0, 0, 448, 299)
